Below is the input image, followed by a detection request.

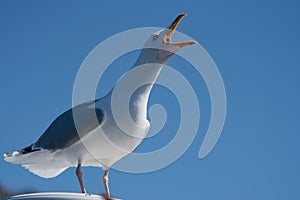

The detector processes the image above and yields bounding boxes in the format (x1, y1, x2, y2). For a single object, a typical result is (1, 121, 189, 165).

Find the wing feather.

(35, 100, 105, 151)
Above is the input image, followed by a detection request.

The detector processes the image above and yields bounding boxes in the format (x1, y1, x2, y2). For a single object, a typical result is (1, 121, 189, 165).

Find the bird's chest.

(103, 112, 150, 147)
(80, 113, 149, 166)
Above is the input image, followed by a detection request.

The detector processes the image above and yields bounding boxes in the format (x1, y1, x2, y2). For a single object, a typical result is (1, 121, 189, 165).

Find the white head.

(135, 14, 196, 66)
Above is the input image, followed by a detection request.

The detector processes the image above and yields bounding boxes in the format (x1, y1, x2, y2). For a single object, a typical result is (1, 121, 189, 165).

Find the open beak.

(163, 14, 197, 48)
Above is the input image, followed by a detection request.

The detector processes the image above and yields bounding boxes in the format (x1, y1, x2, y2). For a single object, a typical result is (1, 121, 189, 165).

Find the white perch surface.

(2, 192, 121, 200)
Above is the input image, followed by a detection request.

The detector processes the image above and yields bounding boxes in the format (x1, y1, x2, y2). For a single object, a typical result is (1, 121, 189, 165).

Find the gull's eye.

(152, 35, 159, 40)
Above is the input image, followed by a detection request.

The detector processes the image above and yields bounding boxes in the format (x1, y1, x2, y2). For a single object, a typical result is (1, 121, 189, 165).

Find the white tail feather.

(4, 149, 68, 178)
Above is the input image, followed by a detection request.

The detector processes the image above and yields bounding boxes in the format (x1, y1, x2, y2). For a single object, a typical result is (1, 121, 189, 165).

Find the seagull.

(4, 14, 196, 200)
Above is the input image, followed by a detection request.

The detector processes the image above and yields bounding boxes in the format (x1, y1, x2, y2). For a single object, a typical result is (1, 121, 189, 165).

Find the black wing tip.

(3, 152, 13, 158)
(4, 144, 41, 158)
(19, 144, 41, 154)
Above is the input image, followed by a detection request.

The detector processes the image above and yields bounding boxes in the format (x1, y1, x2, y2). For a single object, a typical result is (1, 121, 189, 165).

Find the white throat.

(128, 63, 164, 125)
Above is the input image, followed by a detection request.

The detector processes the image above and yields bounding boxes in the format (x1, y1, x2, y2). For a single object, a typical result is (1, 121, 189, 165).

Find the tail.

(4, 144, 68, 178)
(3, 144, 41, 159)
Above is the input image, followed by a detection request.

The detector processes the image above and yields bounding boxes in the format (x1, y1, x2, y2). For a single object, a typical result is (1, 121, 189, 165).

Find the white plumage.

(4, 14, 196, 200)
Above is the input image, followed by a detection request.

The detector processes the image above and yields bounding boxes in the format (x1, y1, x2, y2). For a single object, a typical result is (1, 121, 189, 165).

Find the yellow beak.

(164, 14, 197, 47)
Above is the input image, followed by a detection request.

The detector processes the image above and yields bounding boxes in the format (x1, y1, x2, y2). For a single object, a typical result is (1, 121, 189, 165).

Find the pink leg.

(76, 163, 87, 194)
(103, 169, 111, 199)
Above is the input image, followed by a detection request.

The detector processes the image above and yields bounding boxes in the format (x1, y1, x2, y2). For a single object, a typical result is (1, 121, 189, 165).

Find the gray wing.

(35, 100, 105, 151)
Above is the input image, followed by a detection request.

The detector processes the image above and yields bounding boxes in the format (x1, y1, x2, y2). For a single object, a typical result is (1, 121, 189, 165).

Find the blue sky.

(1, 0, 300, 199)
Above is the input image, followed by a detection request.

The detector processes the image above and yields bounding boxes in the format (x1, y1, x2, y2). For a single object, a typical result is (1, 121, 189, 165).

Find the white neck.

(128, 62, 163, 124)
(102, 50, 166, 126)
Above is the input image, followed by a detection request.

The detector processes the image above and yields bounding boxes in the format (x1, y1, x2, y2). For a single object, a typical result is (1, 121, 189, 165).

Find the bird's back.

(4, 99, 106, 178)
(35, 100, 105, 151)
